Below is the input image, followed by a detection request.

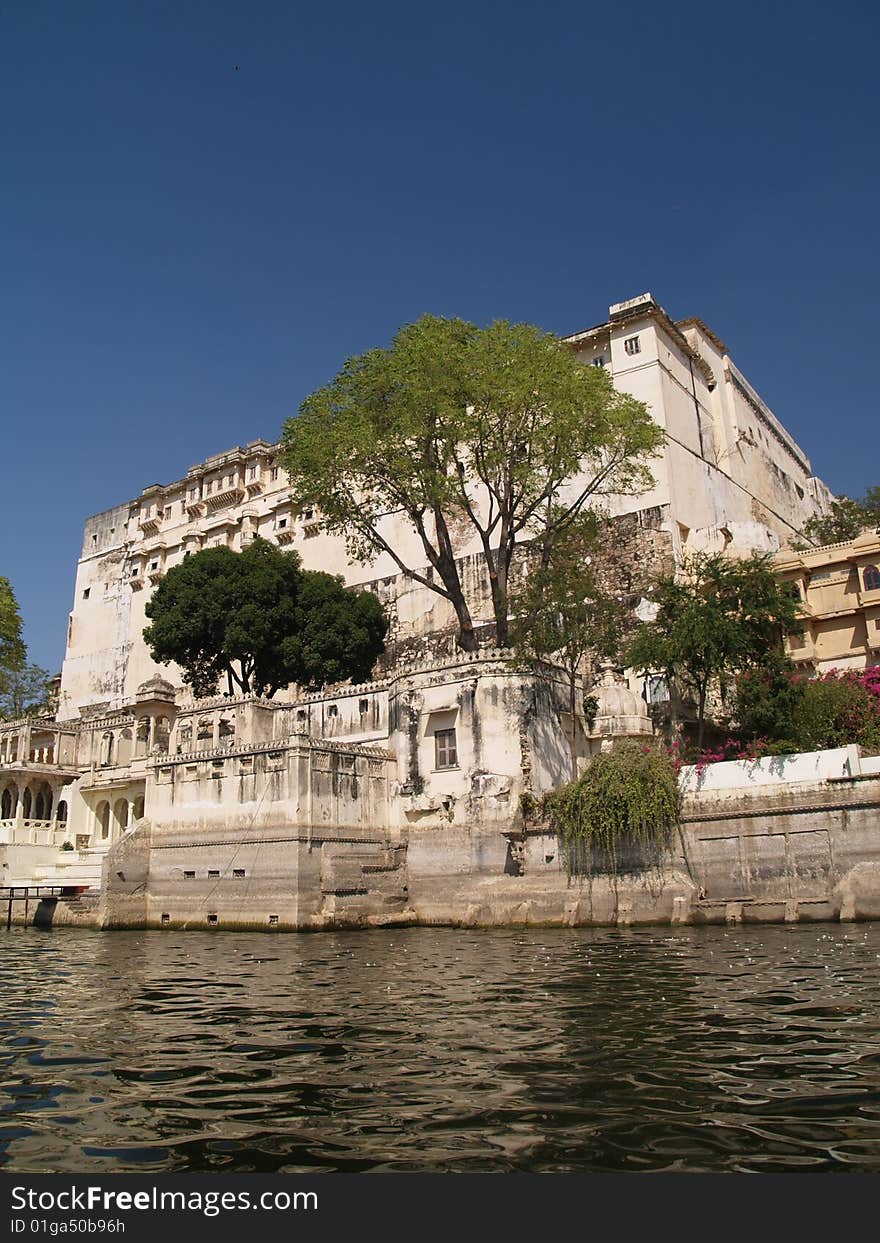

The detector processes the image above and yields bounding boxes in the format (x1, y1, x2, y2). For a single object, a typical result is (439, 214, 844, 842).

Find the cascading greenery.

(542, 745, 680, 878)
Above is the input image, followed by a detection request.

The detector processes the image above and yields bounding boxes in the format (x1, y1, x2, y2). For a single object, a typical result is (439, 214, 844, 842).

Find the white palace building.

(0, 294, 833, 924)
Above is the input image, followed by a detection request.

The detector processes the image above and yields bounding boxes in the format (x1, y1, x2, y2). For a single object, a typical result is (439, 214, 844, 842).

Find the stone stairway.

(320, 841, 409, 924)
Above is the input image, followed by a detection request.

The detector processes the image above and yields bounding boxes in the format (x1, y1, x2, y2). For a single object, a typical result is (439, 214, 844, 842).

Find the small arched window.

(863, 565, 880, 592)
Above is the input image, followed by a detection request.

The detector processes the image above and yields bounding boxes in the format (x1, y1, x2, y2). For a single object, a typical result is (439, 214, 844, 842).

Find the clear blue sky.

(4, 1, 878, 672)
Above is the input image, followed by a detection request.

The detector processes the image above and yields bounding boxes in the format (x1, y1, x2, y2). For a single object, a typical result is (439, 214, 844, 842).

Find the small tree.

(144, 539, 387, 698)
(796, 487, 880, 547)
(281, 315, 662, 651)
(0, 576, 27, 708)
(625, 552, 800, 747)
(511, 513, 622, 774)
(0, 663, 52, 719)
(733, 652, 802, 745)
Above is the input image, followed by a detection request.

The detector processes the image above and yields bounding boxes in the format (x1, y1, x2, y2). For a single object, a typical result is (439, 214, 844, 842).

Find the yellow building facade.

(774, 530, 880, 671)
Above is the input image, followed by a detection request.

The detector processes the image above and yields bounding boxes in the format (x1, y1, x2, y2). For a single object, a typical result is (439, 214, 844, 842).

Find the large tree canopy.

(625, 552, 800, 747)
(280, 315, 662, 649)
(143, 539, 387, 699)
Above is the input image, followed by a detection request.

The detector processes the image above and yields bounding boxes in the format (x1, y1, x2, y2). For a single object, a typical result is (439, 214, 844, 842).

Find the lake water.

(3, 924, 880, 1173)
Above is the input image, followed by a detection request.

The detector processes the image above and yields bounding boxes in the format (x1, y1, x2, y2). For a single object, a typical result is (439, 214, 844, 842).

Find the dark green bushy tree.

(144, 539, 387, 698)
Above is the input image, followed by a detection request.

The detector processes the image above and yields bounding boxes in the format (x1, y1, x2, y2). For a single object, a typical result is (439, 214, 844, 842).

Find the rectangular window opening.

(435, 728, 458, 769)
(624, 336, 641, 356)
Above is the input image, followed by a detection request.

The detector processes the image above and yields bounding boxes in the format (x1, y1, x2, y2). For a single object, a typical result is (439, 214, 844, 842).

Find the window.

(161, 913, 170, 925)
(359, 699, 369, 714)
(164, 506, 172, 517)
(304, 507, 314, 519)
(591, 355, 606, 367)
(624, 336, 641, 355)
(82, 588, 90, 600)
(271, 467, 279, 481)
(247, 465, 257, 480)
(435, 728, 458, 769)
(644, 675, 669, 706)
(864, 565, 880, 591)
(233, 868, 245, 878)
(149, 561, 158, 571)
(208, 870, 220, 878)
(277, 518, 287, 529)
(785, 581, 801, 601)
(183, 870, 195, 879)
(328, 704, 338, 717)
(207, 914, 218, 926)
(268, 914, 279, 926)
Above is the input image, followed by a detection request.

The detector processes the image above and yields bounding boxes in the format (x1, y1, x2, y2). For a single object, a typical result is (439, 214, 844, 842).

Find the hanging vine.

(542, 744, 680, 878)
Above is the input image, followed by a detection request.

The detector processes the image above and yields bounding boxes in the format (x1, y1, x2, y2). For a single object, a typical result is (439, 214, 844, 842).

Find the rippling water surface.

(2, 925, 880, 1172)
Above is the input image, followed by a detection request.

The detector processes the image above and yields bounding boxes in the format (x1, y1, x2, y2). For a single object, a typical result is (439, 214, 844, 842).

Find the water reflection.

(2, 925, 880, 1172)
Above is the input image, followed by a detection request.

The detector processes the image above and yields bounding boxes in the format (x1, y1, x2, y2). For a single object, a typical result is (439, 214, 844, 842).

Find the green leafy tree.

(0, 576, 27, 704)
(797, 487, 880, 547)
(511, 513, 622, 774)
(625, 552, 800, 747)
(0, 663, 52, 719)
(144, 539, 387, 698)
(280, 315, 662, 651)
